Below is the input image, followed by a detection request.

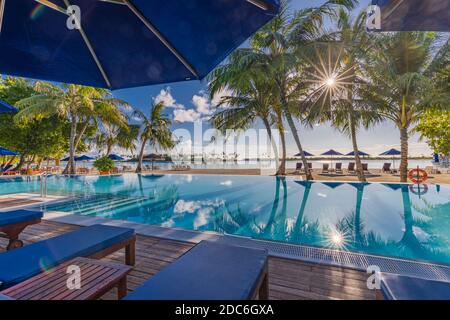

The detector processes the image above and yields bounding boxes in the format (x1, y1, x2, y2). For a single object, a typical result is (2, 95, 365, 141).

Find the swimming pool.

(1, 174, 449, 265)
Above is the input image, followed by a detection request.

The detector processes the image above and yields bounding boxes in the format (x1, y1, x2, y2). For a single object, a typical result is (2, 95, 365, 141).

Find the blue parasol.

(321, 149, 343, 169)
(0, 147, 19, 156)
(108, 154, 124, 161)
(294, 151, 315, 157)
(0, 100, 18, 113)
(346, 150, 370, 157)
(380, 148, 401, 170)
(0, 0, 280, 90)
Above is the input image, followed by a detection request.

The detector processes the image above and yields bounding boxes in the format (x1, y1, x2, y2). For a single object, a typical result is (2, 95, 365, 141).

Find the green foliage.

(416, 109, 450, 155)
(93, 156, 115, 172)
(0, 77, 69, 164)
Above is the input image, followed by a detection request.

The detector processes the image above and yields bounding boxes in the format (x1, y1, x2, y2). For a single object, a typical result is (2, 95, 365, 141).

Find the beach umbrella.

(61, 155, 95, 161)
(0, 0, 280, 90)
(294, 151, 315, 157)
(144, 153, 161, 170)
(321, 149, 343, 169)
(75, 155, 95, 161)
(108, 154, 124, 161)
(0, 100, 18, 113)
(380, 148, 401, 170)
(346, 150, 370, 157)
(0, 147, 18, 156)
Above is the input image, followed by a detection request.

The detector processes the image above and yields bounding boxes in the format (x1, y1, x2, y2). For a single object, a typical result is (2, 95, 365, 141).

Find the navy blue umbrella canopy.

(61, 155, 94, 161)
(0, 100, 18, 113)
(0, 147, 19, 156)
(321, 149, 343, 156)
(346, 150, 370, 156)
(0, 0, 280, 90)
(380, 148, 401, 156)
(108, 154, 124, 161)
(294, 151, 314, 157)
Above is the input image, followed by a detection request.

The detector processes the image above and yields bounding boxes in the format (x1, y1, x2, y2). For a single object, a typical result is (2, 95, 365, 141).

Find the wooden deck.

(0, 220, 376, 300)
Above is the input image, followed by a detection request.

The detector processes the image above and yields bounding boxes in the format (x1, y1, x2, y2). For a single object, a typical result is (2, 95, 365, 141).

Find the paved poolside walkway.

(0, 220, 376, 300)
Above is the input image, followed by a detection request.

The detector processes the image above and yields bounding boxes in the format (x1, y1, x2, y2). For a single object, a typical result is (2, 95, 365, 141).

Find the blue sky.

(112, 0, 431, 158)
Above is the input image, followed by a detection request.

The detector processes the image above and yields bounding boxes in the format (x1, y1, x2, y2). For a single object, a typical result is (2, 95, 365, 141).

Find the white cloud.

(211, 88, 233, 108)
(173, 109, 201, 123)
(154, 87, 184, 109)
(192, 93, 211, 115)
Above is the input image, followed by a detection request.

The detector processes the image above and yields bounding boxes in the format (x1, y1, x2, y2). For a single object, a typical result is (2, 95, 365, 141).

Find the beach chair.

(0, 210, 43, 250)
(124, 241, 268, 300)
(377, 273, 450, 300)
(322, 163, 329, 173)
(0, 224, 136, 289)
(295, 162, 302, 173)
(362, 163, 370, 174)
(347, 162, 355, 174)
(335, 163, 343, 174)
(382, 163, 393, 173)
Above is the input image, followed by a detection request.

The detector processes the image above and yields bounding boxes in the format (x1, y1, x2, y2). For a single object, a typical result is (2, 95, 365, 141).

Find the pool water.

(1, 174, 449, 265)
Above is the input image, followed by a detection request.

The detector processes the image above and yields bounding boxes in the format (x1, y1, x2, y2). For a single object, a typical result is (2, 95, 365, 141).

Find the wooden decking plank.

(0, 220, 376, 300)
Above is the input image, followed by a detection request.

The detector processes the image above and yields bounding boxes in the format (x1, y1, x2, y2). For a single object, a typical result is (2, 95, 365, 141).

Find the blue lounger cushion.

(381, 273, 450, 300)
(0, 224, 134, 289)
(124, 241, 268, 300)
(0, 210, 43, 226)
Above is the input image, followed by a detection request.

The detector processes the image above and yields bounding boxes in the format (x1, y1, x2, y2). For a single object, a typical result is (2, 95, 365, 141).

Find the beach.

(145, 167, 450, 184)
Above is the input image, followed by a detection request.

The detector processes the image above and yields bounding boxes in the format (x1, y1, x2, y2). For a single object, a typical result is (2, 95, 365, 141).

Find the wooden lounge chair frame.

(0, 218, 42, 250)
(89, 235, 136, 266)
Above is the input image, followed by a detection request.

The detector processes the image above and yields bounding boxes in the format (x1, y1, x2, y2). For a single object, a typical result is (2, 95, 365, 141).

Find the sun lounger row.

(0, 210, 268, 300)
(172, 165, 191, 171)
(295, 162, 398, 174)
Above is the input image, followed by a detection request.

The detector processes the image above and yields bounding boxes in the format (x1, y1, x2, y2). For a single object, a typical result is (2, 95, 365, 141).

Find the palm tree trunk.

(261, 117, 279, 171)
(63, 119, 77, 175)
(107, 144, 113, 156)
(74, 121, 89, 151)
(282, 102, 312, 180)
(135, 138, 147, 173)
(276, 124, 286, 175)
(399, 126, 409, 182)
(16, 155, 26, 170)
(349, 116, 366, 182)
(276, 79, 312, 180)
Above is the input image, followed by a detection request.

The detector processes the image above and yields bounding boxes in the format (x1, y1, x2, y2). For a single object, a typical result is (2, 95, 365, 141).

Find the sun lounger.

(322, 163, 329, 173)
(0, 224, 136, 289)
(295, 162, 302, 172)
(382, 163, 391, 173)
(0, 210, 43, 250)
(378, 273, 450, 300)
(362, 163, 370, 174)
(335, 163, 343, 174)
(124, 241, 268, 300)
(347, 162, 355, 174)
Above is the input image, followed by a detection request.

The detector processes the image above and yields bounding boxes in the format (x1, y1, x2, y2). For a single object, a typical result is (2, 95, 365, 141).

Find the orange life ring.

(409, 184, 428, 195)
(408, 168, 428, 184)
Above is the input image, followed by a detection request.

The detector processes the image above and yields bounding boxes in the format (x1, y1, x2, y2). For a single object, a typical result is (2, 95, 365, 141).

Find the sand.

(148, 168, 450, 185)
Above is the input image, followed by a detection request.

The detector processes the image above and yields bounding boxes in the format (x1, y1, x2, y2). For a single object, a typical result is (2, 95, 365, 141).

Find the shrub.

(93, 156, 115, 172)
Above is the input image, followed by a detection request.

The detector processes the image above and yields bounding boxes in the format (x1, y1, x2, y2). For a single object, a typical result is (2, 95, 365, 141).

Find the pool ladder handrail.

(40, 171, 48, 198)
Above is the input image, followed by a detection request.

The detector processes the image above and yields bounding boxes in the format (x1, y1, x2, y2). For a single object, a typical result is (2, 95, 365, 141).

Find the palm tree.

(208, 57, 285, 173)
(361, 33, 449, 182)
(133, 101, 175, 173)
(16, 82, 128, 174)
(242, 0, 357, 180)
(94, 123, 140, 156)
(302, 10, 382, 182)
